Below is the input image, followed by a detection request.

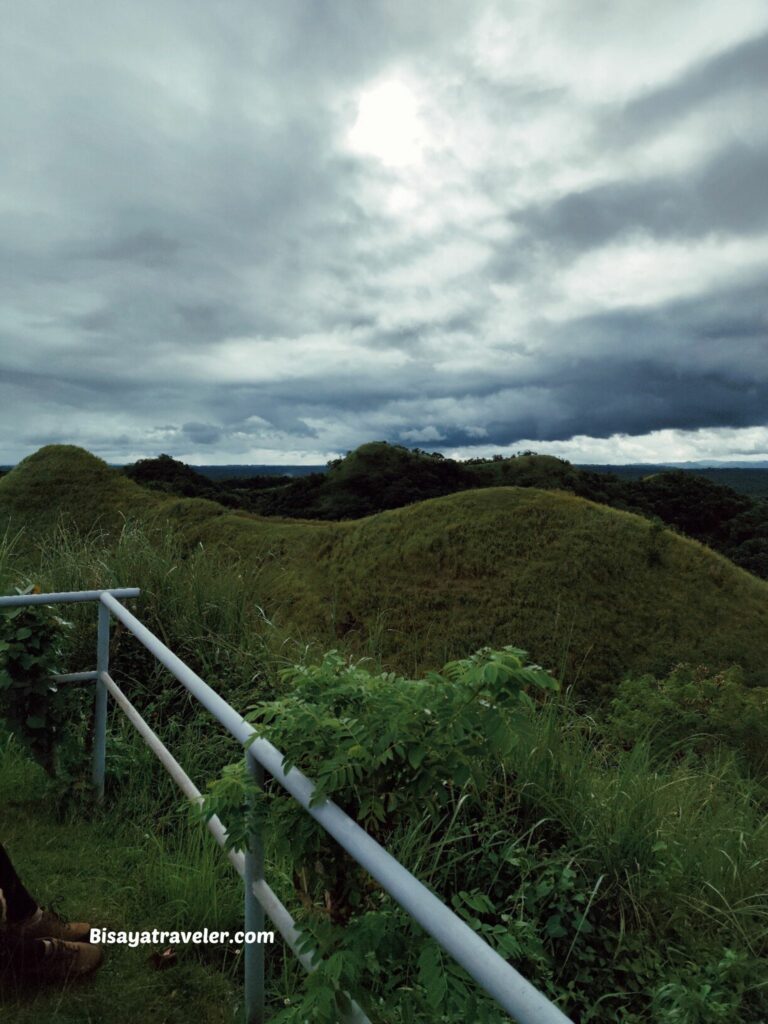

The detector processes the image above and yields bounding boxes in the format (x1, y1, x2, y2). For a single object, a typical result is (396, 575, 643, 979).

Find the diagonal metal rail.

(0, 588, 574, 1024)
(100, 668, 369, 1024)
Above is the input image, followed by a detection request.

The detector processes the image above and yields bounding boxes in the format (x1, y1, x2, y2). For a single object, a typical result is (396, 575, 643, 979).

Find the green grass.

(5, 445, 768, 692)
(225, 662, 768, 1021)
(0, 723, 313, 1024)
(0, 734, 243, 1024)
(185, 486, 768, 690)
(5, 697, 768, 1022)
(0, 446, 156, 540)
(1, 504, 768, 1020)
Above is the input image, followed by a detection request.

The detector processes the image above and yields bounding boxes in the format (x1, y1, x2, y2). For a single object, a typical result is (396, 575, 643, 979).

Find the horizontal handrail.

(53, 670, 99, 683)
(0, 588, 140, 607)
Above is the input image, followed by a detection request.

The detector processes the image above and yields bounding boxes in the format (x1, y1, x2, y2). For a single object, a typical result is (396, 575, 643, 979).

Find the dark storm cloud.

(613, 29, 768, 139)
(181, 422, 223, 445)
(367, 277, 768, 451)
(510, 142, 768, 254)
(498, 280, 768, 442)
(211, 279, 768, 448)
(71, 230, 184, 267)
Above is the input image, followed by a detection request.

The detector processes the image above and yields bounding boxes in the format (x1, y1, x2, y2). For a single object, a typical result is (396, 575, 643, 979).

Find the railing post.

(244, 753, 265, 1024)
(92, 600, 110, 801)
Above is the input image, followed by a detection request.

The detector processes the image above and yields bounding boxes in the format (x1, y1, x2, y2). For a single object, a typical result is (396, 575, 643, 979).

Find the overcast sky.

(2, 1, 767, 466)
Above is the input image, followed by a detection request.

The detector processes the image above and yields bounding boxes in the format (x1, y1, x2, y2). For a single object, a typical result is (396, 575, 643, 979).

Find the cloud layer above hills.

(2, 1, 767, 464)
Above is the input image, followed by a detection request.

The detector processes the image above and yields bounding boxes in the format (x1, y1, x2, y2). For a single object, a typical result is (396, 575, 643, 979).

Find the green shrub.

(203, 646, 559, 1022)
(200, 649, 768, 1022)
(0, 588, 85, 780)
(605, 664, 768, 778)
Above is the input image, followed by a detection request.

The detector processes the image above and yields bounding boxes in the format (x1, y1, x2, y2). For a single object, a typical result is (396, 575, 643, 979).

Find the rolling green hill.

(111, 446, 768, 581)
(0, 445, 157, 536)
(3, 445, 768, 690)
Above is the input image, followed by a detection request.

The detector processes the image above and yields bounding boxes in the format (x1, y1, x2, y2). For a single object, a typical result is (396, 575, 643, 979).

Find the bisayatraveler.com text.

(89, 927, 275, 947)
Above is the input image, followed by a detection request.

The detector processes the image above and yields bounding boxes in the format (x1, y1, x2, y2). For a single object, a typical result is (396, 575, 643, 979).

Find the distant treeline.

(122, 453, 297, 502)
(195, 464, 325, 481)
(579, 464, 768, 497)
(120, 443, 768, 581)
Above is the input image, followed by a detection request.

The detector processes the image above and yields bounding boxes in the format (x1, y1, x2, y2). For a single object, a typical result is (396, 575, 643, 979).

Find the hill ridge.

(3, 444, 768, 690)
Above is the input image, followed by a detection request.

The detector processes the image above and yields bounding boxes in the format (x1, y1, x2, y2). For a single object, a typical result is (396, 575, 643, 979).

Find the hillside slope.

(4, 445, 768, 690)
(112, 445, 768, 582)
(0, 445, 156, 536)
(187, 488, 768, 689)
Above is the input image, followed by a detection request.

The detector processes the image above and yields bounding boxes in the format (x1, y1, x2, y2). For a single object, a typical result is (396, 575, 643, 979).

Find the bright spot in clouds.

(347, 78, 427, 167)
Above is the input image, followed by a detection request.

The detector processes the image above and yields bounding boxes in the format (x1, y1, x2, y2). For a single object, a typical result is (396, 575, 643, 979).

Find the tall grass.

(3, 515, 304, 710)
(373, 697, 768, 1019)
(0, 524, 24, 593)
(500, 700, 768, 942)
(2, 518, 768, 1020)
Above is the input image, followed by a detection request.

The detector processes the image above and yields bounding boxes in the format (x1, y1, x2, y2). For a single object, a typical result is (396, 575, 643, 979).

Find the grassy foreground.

(0, 734, 244, 1023)
(3, 663, 768, 1021)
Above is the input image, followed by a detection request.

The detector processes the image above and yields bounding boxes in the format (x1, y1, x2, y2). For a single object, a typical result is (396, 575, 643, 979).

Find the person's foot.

(38, 938, 104, 980)
(8, 906, 92, 943)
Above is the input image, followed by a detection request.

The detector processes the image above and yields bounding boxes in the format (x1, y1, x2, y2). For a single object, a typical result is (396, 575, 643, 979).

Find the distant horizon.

(5, 425, 768, 467)
(4, 449, 768, 473)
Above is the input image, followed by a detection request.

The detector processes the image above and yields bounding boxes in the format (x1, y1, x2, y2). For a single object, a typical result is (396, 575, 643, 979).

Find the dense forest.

(120, 443, 768, 581)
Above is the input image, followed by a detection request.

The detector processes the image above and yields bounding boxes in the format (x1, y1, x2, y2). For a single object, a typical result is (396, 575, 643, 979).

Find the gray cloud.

(181, 422, 223, 446)
(73, 230, 184, 267)
(613, 29, 768, 139)
(1, 1, 767, 466)
(509, 142, 768, 254)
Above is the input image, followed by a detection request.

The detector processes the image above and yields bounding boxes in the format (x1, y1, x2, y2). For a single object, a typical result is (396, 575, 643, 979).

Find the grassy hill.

(4, 445, 768, 691)
(110, 445, 768, 581)
(187, 487, 768, 688)
(0, 445, 157, 537)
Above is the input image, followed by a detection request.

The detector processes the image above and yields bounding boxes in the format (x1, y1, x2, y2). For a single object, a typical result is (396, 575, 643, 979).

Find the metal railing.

(0, 588, 574, 1024)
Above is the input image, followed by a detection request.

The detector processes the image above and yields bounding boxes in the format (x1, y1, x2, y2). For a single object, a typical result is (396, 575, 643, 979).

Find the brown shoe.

(9, 907, 92, 943)
(39, 938, 104, 980)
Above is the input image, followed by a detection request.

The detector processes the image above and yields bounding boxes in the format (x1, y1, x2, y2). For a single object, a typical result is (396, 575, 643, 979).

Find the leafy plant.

(605, 663, 768, 779)
(203, 646, 559, 1021)
(651, 949, 756, 1023)
(0, 586, 80, 777)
